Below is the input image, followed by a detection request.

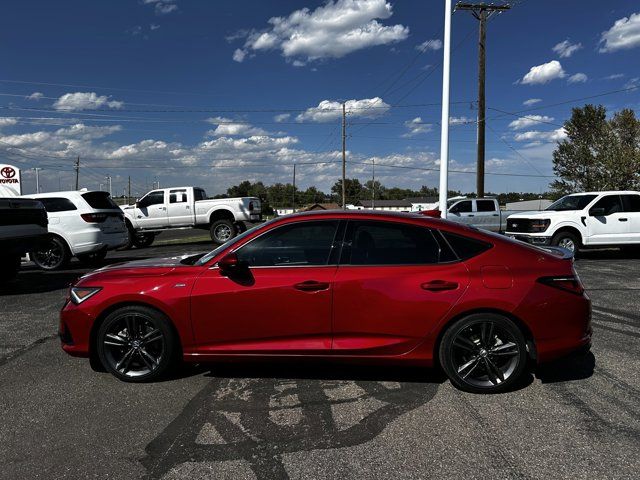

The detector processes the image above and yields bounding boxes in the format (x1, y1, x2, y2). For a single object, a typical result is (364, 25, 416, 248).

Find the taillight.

(81, 213, 108, 223)
(248, 201, 254, 211)
(537, 275, 584, 295)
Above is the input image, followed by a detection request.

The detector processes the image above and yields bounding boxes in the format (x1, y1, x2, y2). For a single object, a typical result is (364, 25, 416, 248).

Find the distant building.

(506, 199, 552, 211)
(301, 202, 341, 211)
(275, 208, 295, 216)
(404, 197, 439, 212)
(353, 199, 413, 212)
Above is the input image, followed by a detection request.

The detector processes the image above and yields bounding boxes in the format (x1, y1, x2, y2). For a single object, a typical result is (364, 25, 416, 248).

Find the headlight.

(530, 219, 550, 232)
(70, 286, 102, 305)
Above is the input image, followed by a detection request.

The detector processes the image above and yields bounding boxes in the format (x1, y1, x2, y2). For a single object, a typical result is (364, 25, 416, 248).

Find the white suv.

(22, 190, 128, 270)
(505, 191, 640, 254)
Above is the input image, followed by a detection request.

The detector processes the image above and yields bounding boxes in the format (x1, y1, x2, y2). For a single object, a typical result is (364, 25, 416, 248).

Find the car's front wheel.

(551, 231, 580, 255)
(439, 313, 528, 393)
(96, 305, 177, 382)
(210, 219, 236, 245)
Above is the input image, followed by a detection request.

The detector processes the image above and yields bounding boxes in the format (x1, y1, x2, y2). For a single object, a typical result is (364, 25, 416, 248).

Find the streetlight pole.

(438, 0, 453, 219)
(33, 167, 41, 193)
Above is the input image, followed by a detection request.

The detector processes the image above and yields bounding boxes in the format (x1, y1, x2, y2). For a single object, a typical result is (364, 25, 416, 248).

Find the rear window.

(441, 231, 492, 260)
(476, 200, 497, 212)
(194, 188, 207, 201)
(82, 192, 119, 210)
(39, 197, 77, 212)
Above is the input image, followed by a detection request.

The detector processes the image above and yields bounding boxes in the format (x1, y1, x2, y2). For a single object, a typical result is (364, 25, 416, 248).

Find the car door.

(190, 219, 342, 354)
(331, 220, 469, 355)
(621, 194, 640, 243)
(167, 189, 193, 226)
(448, 200, 475, 226)
(586, 194, 628, 244)
(134, 190, 169, 229)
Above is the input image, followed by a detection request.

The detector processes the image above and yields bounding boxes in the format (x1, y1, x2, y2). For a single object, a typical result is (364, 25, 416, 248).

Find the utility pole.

(455, 2, 510, 198)
(128, 176, 131, 203)
(439, 0, 453, 219)
(292, 163, 296, 212)
(74, 156, 80, 190)
(33, 167, 41, 193)
(371, 158, 375, 209)
(341, 102, 347, 209)
(105, 175, 112, 196)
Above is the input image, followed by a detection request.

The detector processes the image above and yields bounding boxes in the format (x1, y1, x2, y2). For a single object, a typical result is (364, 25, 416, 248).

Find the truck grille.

(506, 219, 533, 233)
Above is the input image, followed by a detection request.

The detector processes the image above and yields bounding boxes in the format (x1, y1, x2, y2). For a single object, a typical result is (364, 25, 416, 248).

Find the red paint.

(60, 210, 591, 368)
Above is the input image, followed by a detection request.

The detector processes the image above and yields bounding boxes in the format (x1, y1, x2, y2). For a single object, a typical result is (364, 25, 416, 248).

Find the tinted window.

(194, 188, 207, 201)
(621, 194, 640, 212)
(441, 231, 492, 260)
(476, 200, 497, 212)
(170, 189, 187, 204)
(39, 197, 77, 212)
(236, 220, 339, 267)
(345, 221, 439, 265)
(546, 194, 597, 211)
(82, 192, 118, 210)
(590, 195, 622, 215)
(450, 201, 472, 213)
(140, 191, 164, 207)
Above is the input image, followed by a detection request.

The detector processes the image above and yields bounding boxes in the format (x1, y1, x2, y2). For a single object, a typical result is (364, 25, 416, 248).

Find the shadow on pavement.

(577, 248, 640, 260)
(535, 351, 595, 383)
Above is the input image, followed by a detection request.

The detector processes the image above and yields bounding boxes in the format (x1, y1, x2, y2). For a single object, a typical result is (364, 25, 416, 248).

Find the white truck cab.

(505, 191, 640, 254)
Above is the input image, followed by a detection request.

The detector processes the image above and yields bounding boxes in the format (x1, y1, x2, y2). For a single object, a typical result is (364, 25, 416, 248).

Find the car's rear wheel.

(439, 313, 528, 394)
(551, 231, 580, 255)
(31, 236, 70, 270)
(210, 219, 236, 245)
(96, 305, 177, 382)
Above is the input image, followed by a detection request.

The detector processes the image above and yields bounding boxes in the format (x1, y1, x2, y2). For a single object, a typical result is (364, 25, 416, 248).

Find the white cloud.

(509, 115, 554, 130)
(402, 117, 431, 137)
(233, 0, 409, 63)
(449, 116, 473, 126)
(274, 113, 291, 122)
(54, 124, 122, 140)
(520, 60, 566, 85)
(599, 12, 640, 53)
(568, 72, 588, 84)
(0, 117, 17, 128)
(150, 24, 161, 30)
(232, 48, 247, 62)
(552, 39, 582, 58)
(26, 92, 44, 101)
(523, 98, 542, 106)
(604, 73, 624, 80)
(205, 117, 269, 137)
(514, 128, 567, 143)
(296, 97, 390, 122)
(416, 39, 442, 52)
(143, 0, 178, 15)
(53, 92, 124, 111)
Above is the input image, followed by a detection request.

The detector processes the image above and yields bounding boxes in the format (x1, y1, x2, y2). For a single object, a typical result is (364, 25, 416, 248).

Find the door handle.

(467, 214, 474, 217)
(294, 280, 330, 292)
(619, 218, 628, 222)
(492, 214, 499, 217)
(421, 280, 458, 292)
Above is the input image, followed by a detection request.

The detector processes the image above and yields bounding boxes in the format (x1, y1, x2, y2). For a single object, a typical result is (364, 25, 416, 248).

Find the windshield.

(546, 194, 597, 211)
(194, 220, 273, 266)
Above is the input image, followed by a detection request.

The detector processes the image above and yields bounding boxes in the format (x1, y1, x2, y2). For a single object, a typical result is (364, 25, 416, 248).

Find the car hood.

(507, 210, 568, 219)
(78, 254, 199, 282)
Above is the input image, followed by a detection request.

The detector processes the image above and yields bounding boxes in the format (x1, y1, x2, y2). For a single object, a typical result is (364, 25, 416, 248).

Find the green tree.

(551, 104, 640, 194)
(331, 178, 363, 206)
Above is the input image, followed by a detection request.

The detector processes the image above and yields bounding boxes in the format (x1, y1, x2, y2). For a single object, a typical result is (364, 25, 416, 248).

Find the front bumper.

(506, 233, 551, 246)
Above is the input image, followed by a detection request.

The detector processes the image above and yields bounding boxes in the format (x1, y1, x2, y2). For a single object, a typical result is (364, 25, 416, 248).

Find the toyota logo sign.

(0, 164, 22, 195)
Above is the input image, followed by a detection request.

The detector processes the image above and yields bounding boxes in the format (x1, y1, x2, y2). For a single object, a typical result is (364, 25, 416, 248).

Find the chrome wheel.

(214, 224, 232, 242)
(101, 313, 165, 378)
(558, 237, 575, 252)
(451, 320, 521, 388)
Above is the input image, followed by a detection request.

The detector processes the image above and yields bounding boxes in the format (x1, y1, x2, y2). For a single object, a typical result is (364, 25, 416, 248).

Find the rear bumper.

(506, 233, 551, 246)
(72, 230, 128, 255)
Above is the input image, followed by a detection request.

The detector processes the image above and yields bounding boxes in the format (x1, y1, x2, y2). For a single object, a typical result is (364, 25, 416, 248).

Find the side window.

(139, 191, 164, 207)
(39, 197, 77, 212)
(169, 190, 187, 204)
(590, 195, 622, 215)
(476, 200, 496, 212)
(441, 231, 492, 260)
(235, 221, 339, 267)
(194, 189, 207, 201)
(450, 201, 472, 214)
(621, 194, 640, 212)
(345, 221, 440, 265)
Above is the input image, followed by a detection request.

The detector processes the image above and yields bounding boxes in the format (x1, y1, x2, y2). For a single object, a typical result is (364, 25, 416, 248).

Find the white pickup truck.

(505, 191, 640, 254)
(121, 186, 261, 247)
(421, 197, 517, 233)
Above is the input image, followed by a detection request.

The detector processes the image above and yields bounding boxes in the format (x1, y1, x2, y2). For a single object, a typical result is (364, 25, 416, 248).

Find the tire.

(0, 254, 20, 281)
(210, 219, 236, 245)
(118, 224, 135, 250)
(77, 250, 108, 267)
(551, 231, 580, 255)
(132, 232, 155, 248)
(96, 305, 177, 382)
(439, 313, 528, 394)
(31, 236, 70, 271)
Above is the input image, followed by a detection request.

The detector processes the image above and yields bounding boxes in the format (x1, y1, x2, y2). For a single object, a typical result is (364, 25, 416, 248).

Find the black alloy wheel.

(439, 313, 528, 393)
(96, 305, 176, 382)
(31, 236, 69, 270)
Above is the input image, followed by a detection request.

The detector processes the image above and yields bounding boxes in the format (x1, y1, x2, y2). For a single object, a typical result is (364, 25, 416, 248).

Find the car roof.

(566, 191, 639, 196)
(24, 191, 89, 198)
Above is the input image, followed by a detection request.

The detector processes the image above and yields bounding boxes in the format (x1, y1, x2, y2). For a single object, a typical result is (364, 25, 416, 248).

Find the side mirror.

(589, 207, 606, 216)
(218, 252, 247, 275)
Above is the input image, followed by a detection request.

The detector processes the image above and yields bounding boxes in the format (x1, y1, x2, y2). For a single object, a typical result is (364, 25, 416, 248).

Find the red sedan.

(60, 210, 591, 393)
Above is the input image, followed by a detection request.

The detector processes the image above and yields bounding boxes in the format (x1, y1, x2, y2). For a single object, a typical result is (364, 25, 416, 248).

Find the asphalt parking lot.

(1, 231, 639, 480)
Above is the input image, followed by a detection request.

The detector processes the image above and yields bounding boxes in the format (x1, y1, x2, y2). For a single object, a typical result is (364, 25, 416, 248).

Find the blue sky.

(1, 0, 639, 197)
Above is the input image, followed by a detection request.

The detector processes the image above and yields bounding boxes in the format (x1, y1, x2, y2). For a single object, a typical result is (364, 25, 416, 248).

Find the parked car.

(419, 197, 519, 232)
(0, 196, 48, 281)
(22, 190, 128, 270)
(121, 186, 261, 247)
(505, 191, 640, 254)
(60, 210, 591, 393)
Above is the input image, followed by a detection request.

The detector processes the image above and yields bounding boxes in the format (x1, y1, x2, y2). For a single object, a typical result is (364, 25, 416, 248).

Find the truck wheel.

(133, 233, 155, 248)
(31, 236, 70, 270)
(0, 254, 20, 281)
(119, 224, 136, 250)
(551, 231, 580, 255)
(210, 219, 236, 245)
